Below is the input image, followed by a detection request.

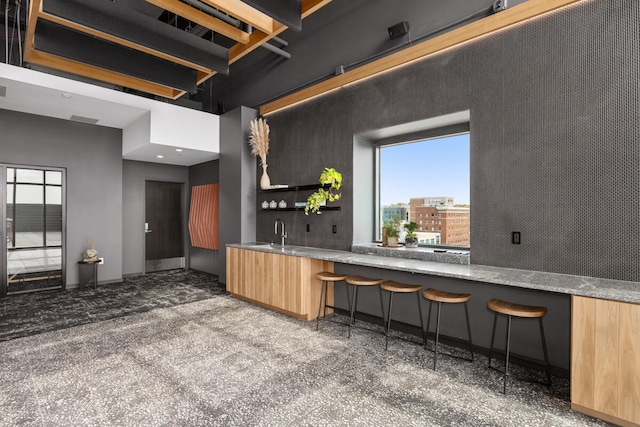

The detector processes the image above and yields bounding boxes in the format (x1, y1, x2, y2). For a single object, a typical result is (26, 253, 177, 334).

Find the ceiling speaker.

(388, 21, 410, 40)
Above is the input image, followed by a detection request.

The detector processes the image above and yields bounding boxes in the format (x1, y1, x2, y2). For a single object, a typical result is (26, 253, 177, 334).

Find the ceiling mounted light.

(157, 155, 164, 158)
(175, 148, 183, 152)
(61, 92, 72, 98)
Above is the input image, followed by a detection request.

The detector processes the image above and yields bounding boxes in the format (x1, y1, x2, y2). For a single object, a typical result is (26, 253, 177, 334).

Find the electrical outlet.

(306, 224, 310, 232)
(511, 232, 521, 244)
(332, 225, 337, 234)
(98, 257, 105, 264)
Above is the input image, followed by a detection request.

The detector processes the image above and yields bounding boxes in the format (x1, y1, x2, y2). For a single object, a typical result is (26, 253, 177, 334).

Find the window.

(378, 132, 470, 247)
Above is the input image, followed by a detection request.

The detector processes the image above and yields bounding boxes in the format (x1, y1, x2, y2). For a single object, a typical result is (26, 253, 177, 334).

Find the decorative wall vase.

(260, 165, 271, 190)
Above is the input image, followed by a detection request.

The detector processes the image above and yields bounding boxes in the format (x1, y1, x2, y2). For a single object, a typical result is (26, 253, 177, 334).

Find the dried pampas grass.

(249, 118, 270, 166)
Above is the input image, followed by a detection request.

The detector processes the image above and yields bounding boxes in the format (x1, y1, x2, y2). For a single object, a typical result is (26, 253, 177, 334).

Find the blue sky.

(380, 133, 470, 206)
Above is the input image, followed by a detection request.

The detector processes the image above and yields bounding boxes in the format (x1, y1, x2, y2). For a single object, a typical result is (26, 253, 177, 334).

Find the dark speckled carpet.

(0, 269, 225, 342)
(0, 270, 609, 426)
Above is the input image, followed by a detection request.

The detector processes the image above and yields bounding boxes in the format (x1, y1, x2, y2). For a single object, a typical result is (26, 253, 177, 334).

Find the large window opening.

(377, 132, 470, 248)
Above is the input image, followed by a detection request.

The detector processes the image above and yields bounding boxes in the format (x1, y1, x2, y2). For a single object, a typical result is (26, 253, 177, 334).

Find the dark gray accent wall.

(188, 159, 219, 275)
(0, 108, 122, 285)
(202, 0, 527, 112)
(258, 1, 640, 282)
(122, 160, 189, 276)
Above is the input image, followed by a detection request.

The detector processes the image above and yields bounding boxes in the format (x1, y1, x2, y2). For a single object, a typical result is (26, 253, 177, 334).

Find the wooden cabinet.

(226, 247, 334, 321)
(571, 295, 640, 426)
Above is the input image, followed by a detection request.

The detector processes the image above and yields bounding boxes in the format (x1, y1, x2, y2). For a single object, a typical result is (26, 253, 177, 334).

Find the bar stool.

(345, 275, 385, 339)
(380, 281, 424, 350)
(487, 298, 551, 394)
(422, 288, 474, 370)
(315, 271, 350, 331)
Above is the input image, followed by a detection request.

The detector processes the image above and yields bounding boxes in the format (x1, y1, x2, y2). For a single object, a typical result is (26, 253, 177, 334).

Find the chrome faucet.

(274, 219, 287, 247)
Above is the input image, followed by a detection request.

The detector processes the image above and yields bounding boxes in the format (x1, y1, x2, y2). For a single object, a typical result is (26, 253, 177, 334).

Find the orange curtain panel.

(188, 183, 219, 250)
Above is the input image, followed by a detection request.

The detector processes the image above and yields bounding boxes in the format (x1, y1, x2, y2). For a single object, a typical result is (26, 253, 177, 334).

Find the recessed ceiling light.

(61, 92, 72, 98)
(175, 148, 183, 152)
(157, 155, 164, 159)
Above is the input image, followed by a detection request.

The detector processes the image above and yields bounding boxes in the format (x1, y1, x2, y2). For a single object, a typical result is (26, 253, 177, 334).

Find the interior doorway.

(2, 165, 65, 296)
(145, 180, 184, 273)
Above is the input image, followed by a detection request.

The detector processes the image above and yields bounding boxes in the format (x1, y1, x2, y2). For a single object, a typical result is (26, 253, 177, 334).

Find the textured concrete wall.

(259, 0, 640, 282)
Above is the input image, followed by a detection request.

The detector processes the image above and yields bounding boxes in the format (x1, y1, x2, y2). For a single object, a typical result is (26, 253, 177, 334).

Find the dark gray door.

(145, 181, 184, 272)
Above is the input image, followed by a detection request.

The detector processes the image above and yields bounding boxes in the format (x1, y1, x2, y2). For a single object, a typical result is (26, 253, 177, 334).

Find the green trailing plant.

(404, 221, 419, 237)
(305, 167, 342, 215)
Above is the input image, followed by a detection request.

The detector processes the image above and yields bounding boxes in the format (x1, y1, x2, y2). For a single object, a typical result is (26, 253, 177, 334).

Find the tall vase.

(260, 164, 271, 190)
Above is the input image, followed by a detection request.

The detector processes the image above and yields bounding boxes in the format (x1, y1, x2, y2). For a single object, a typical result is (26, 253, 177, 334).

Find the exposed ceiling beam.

(143, 0, 251, 44)
(41, 0, 229, 74)
(35, 20, 198, 93)
(229, 0, 330, 65)
(24, 50, 182, 99)
(241, 0, 302, 32)
(199, 0, 275, 34)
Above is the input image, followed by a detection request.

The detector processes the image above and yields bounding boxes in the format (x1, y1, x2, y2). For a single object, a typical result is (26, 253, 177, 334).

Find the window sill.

(351, 243, 469, 265)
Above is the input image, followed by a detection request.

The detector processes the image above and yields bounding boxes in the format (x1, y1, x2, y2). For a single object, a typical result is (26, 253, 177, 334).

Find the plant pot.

(387, 236, 398, 247)
(405, 235, 418, 248)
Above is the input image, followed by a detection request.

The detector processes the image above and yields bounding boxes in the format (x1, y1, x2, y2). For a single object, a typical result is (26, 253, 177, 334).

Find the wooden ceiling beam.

(25, 50, 184, 99)
(199, 0, 275, 34)
(144, 0, 251, 44)
(37, 12, 216, 74)
(228, 0, 331, 65)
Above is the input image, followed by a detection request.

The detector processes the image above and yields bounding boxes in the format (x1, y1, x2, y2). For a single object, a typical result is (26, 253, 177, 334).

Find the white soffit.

(357, 110, 471, 140)
(0, 63, 220, 166)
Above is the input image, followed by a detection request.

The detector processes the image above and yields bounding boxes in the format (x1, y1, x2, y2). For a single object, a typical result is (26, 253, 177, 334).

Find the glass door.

(3, 166, 65, 296)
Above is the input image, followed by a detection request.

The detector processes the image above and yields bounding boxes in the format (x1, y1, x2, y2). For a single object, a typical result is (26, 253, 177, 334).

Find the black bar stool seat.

(380, 280, 424, 350)
(315, 271, 350, 331)
(487, 298, 551, 394)
(422, 288, 474, 370)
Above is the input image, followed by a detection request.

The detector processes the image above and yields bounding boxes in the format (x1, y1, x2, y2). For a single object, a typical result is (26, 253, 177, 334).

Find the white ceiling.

(0, 63, 219, 166)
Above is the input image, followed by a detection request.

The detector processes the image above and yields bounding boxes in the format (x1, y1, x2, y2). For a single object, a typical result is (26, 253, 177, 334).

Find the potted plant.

(305, 167, 342, 215)
(404, 222, 419, 248)
(382, 215, 401, 247)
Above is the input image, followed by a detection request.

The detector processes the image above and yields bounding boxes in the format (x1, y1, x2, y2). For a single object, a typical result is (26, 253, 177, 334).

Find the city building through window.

(378, 133, 470, 247)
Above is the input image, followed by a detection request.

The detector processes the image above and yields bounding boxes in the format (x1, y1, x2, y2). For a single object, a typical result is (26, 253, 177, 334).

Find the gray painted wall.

(122, 160, 189, 276)
(256, 0, 640, 283)
(188, 159, 219, 275)
(218, 106, 257, 285)
(0, 109, 123, 285)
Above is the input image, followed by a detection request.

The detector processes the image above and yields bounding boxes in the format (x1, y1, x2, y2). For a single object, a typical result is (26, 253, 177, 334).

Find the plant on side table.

(404, 221, 419, 248)
(305, 167, 342, 215)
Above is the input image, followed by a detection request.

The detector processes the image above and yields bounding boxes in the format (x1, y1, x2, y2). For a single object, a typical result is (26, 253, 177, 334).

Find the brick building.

(410, 197, 470, 246)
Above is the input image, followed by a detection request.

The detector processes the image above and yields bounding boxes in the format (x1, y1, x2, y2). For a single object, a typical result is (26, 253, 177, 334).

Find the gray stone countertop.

(228, 243, 640, 304)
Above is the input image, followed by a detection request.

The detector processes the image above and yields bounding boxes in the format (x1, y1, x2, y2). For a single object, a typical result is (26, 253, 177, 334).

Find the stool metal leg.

(433, 301, 442, 370)
(424, 300, 433, 349)
(385, 291, 394, 350)
(348, 285, 359, 338)
(464, 302, 474, 361)
(316, 280, 326, 331)
(503, 315, 512, 394)
(416, 292, 425, 346)
(378, 285, 386, 328)
(488, 312, 498, 367)
(539, 318, 552, 386)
